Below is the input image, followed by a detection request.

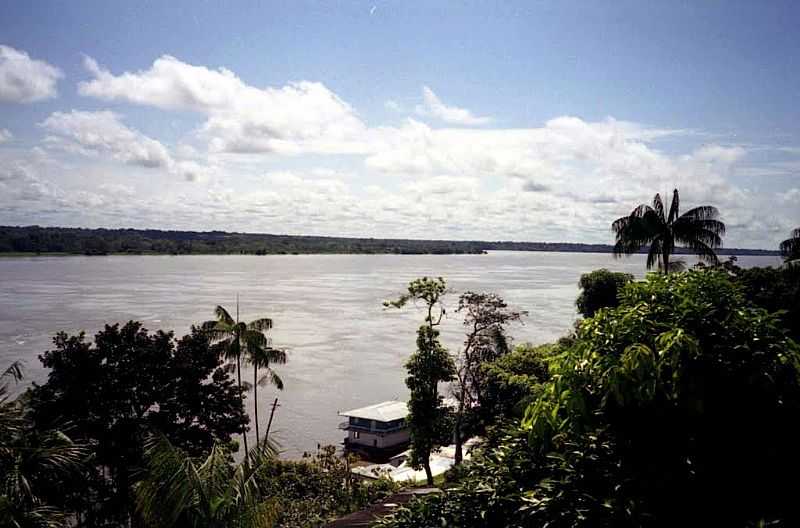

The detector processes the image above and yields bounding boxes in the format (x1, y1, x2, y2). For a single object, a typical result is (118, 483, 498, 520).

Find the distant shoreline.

(0, 225, 782, 257)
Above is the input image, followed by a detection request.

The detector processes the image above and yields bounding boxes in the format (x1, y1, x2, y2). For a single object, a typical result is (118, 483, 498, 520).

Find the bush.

(575, 268, 634, 317)
(382, 269, 800, 527)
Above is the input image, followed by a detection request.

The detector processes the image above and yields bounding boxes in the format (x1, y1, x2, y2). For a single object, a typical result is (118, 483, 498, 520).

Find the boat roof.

(339, 400, 408, 422)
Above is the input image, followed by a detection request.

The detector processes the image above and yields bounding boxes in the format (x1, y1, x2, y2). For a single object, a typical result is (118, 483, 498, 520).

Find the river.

(0, 251, 781, 456)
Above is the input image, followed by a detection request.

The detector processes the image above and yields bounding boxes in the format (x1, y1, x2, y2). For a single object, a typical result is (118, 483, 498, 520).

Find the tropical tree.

(204, 305, 274, 453)
(136, 435, 279, 528)
(26, 323, 247, 525)
(1, 363, 87, 528)
(612, 189, 725, 273)
(452, 292, 524, 464)
(246, 334, 287, 444)
(385, 277, 456, 485)
(780, 227, 800, 262)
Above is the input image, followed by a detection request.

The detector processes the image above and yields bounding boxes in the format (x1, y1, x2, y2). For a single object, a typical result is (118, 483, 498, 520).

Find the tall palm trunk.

(236, 334, 248, 454)
(253, 364, 260, 444)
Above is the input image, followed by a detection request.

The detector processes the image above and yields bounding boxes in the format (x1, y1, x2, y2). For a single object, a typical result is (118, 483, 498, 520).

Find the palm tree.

(1, 363, 87, 528)
(135, 435, 278, 528)
(612, 189, 726, 273)
(780, 227, 800, 262)
(203, 305, 273, 454)
(246, 336, 286, 445)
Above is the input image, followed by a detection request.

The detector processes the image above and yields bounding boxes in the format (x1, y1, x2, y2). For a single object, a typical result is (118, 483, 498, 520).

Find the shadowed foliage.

(612, 189, 725, 273)
(780, 227, 800, 262)
(576, 268, 634, 317)
(136, 435, 278, 528)
(1, 363, 87, 528)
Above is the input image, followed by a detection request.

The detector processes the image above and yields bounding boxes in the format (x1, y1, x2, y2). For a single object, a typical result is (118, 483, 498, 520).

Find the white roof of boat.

(339, 400, 408, 422)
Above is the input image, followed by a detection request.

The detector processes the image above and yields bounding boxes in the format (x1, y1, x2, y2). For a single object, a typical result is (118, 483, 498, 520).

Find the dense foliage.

(381, 269, 800, 527)
(1, 363, 87, 528)
(0, 225, 777, 256)
(136, 436, 279, 528)
(722, 259, 800, 341)
(478, 343, 552, 423)
(575, 268, 634, 317)
(26, 322, 248, 526)
(254, 445, 397, 527)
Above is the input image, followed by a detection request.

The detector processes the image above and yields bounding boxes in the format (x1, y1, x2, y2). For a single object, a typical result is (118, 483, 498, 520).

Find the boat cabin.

(339, 400, 409, 458)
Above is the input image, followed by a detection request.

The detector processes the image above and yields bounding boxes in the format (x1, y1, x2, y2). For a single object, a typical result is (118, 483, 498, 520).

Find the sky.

(0, 1, 798, 248)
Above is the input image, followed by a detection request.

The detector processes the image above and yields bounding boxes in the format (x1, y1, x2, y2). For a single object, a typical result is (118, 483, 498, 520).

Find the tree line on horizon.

(0, 224, 787, 257)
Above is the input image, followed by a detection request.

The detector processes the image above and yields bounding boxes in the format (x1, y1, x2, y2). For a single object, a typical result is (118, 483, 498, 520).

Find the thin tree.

(203, 305, 272, 454)
(136, 435, 278, 528)
(780, 227, 800, 262)
(612, 188, 725, 273)
(452, 292, 525, 464)
(385, 277, 455, 486)
(246, 334, 286, 444)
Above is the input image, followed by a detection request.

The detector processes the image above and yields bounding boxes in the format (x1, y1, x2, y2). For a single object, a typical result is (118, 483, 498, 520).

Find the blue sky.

(0, 1, 798, 247)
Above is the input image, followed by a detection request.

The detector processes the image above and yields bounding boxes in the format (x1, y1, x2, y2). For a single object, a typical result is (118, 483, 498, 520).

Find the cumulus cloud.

(0, 45, 62, 103)
(0, 128, 11, 143)
(78, 55, 368, 155)
(415, 86, 492, 126)
(41, 110, 173, 168)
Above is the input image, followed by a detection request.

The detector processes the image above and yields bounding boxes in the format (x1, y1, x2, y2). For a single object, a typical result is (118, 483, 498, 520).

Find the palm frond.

(667, 189, 680, 223)
(683, 239, 720, 265)
(247, 318, 273, 332)
(257, 368, 284, 391)
(646, 237, 663, 270)
(652, 193, 665, 223)
(1, 361, 23, 384)
(215, 305, 236, 326)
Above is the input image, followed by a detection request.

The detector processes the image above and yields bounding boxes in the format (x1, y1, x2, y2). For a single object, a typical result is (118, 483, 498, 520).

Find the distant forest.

(0, 225, 780, 256)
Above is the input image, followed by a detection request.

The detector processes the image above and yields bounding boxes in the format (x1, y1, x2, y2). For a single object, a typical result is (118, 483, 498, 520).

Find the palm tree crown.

(203, 305, 286, 451)
(203, 305, 272, 454)
(136, 435, 278, 528)
(612, 189, 725, 273)
(780, 228, 800, 262)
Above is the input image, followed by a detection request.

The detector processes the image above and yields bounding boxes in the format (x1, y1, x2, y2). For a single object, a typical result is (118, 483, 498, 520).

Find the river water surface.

(0, 251, 781, 456)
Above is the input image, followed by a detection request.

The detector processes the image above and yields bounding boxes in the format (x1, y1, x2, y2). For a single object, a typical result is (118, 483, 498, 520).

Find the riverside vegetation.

(2, 190, 799, 527)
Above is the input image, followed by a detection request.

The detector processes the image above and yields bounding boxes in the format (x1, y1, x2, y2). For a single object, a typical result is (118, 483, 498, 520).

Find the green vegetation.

(136, 436, 279, 528)
(202, 306, 278, 452)
(0, 225, 779, 256)
(380, 268, 800, 527)
(452, 292, 524, 464)
(575, 268, 634, 317)
(1, 362, 88, 528)
(781, 227, 800, 262)
(386, 277, 456, 486)
(612, 189, 726, 272)
(25, 322, 248, 525)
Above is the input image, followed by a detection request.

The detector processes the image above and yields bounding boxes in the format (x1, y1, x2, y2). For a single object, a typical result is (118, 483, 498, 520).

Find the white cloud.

(0, 45, 62, 103)
(415, 86, 491, 126)
(79, 55, 368, 155)
(0, 128, 11, 143)
(41, 110, 173, 168)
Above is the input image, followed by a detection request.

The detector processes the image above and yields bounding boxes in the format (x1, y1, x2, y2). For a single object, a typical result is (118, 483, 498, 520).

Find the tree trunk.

(236, 351, 248, 454)
(424, 458, 434, 486)
(454, 395, 465, 465)
(663, 249, 670, 275)
(253, 365, 260, 444)
(265, 397, 279, 441)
